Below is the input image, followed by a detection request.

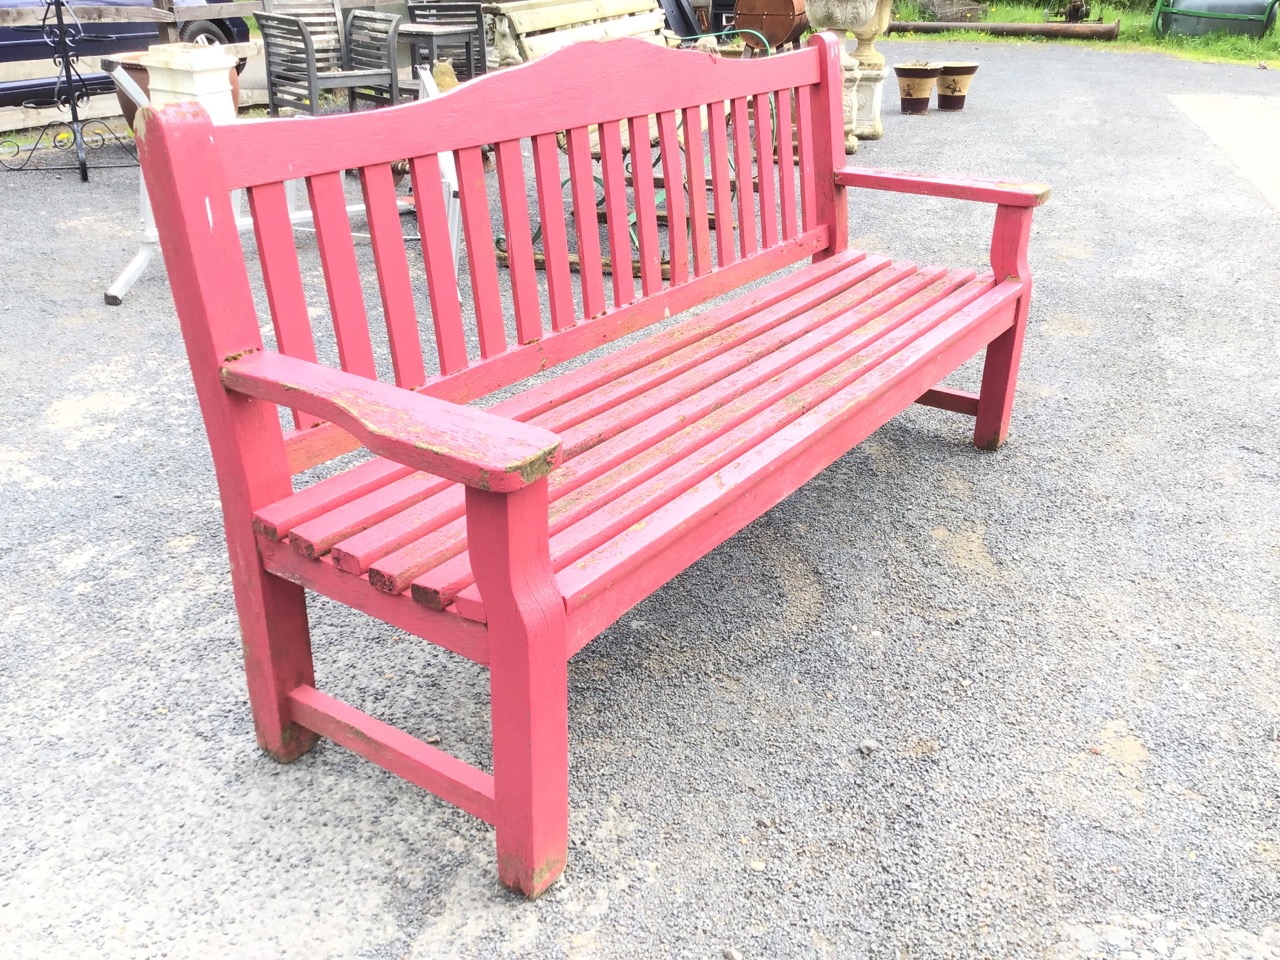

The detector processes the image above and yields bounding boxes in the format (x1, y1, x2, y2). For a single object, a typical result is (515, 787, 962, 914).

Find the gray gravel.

(2, 39, 1279, 960)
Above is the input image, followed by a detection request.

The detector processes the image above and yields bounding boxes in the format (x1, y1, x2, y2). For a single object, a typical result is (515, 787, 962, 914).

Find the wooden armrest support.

(833, 167, 1051, 207)
(221, 352, 561, 492)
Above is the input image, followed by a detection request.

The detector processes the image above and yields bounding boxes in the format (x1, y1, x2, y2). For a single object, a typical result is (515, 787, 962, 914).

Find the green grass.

(888, 1, 1280, 66)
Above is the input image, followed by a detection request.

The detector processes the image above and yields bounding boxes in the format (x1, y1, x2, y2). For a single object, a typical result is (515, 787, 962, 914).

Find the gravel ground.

(1, 40, 1278, 960)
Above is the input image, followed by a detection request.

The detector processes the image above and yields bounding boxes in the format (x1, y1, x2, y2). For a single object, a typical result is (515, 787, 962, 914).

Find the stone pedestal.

(137, 42, 237, 122)
(840, 45, 863, 154)
(853, 65, 885, 140)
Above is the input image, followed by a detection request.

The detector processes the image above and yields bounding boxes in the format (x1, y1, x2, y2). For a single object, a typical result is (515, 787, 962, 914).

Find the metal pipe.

(887, 18, 1121, 38)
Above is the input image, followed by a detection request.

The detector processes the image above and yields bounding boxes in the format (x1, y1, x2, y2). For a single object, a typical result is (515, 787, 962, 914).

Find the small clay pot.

(113, 57, 240, 132)
(893, 63, 942, 115)
(937, 62, 979, 111)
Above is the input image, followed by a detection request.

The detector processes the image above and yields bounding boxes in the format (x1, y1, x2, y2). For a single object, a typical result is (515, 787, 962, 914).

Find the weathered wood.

(754, 92, 779, 249)
(138, 35, 1045, 901)
(656, 111, 689, 286)
(408, 154, 470, 376)
(566, 125, 608, 319)
(730, 97, 756, 258)
(220, 352, 562, 491)
(706, 102, 735, 267)
(808, 33, 847, 262)
(532, 133, 576, 331)
(495, 139, 543, 345)
(973, 205, 1035, 449)
(137, 103, 317, 763)
(775, 87, 797, 240)
(834, 167, 1052, 207)
(467, 481, 568, 897)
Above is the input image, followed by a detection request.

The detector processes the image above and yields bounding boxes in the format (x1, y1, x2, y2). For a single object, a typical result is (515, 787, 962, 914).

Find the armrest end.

(221, 352, 560, 491)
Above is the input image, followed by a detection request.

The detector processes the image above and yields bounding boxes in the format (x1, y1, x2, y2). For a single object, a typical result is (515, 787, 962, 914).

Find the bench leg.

(972, 316, 1027, 451)
(233, 558, 320, 763)
(974, 205, 1034, 451)
(466, 481, 569, 898)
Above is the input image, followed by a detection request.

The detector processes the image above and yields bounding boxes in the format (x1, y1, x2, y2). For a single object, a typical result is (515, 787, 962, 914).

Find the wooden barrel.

(733, 0, 810, 49)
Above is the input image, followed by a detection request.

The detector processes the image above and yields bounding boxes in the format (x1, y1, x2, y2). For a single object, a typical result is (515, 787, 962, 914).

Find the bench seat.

(253, 249, 1018, 658)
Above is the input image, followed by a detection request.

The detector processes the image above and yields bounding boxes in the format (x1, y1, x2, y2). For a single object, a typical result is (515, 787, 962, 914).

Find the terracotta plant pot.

(114, 58, 240, 132)
(937, 62, 979, 111)
(892, 63, 942, 115)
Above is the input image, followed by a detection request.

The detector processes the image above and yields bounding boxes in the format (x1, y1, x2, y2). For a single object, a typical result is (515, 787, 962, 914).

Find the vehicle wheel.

(179, 20, 247, 73)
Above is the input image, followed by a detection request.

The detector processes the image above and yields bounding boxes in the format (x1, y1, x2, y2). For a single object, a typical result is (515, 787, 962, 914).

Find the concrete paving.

(1, 38, 1278, 960)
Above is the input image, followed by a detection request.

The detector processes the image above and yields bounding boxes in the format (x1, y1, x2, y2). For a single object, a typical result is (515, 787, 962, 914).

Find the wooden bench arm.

(221, 352, 561, 492)
(833, 167, 1051, 207)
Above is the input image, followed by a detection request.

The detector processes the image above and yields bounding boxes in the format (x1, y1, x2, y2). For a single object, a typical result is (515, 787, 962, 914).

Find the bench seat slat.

(416, 268, 993, 611)
(255, 459, 415, 541)
(256, 249, 868, 547)
(349, 258, 910, 590)
(555, 281, 1025, 644)
(316, 254, 887, 578)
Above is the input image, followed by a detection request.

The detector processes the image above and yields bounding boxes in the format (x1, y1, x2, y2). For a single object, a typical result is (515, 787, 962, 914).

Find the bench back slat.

(775, 88, 797, 241)
(455, 145, 508, 359)
(360, 161, 427, 389)
(140, 36, 846, 477)
(655, 111, 688, 286)
(680, 104, 712, 278)
(306, 170, 378, 379)
(248, 179, 315, 428)
(560, 125, 607, 321)
(754, 92, 779, 249)
(597, 120, 634, 308)
(706, 102, 734, 268)
(730, 96, 757, 259)
(627, 114, 662, 297)
(531, 132, 577, 332)
(408, 154, 470, 375)
(494, 138, 543, 345)
(795, 83, 818, 233)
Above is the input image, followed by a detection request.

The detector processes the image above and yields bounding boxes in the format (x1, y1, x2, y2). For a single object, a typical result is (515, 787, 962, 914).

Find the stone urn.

(805, 0, 893, 147)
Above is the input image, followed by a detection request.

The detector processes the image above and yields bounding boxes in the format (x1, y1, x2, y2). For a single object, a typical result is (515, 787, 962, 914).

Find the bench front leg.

(975, 204, 1035, 450)
(466, 480, 569, 898)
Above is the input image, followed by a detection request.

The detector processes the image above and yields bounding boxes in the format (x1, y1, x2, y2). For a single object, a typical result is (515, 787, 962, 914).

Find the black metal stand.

(0, 0, 138, 181)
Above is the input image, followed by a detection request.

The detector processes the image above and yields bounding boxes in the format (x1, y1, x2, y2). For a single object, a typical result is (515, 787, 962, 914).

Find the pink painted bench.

(137, 34, 1048, 898)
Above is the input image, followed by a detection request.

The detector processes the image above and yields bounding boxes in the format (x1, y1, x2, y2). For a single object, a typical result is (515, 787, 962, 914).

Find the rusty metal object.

(734, 0, 810, 49)
(887, 18, 1120, 37)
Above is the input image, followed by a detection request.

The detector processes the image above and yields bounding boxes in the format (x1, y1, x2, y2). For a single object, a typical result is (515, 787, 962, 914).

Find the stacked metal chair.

(258, 0, 402, 116)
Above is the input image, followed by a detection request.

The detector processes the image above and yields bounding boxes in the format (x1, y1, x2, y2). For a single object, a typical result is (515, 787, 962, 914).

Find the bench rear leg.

(232, 546, 320, 763)
(974, 205, 1034, 451)
(467, 482, 569, 898)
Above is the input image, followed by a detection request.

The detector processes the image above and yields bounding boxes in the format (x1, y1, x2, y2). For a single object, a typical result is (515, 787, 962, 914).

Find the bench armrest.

(221, 352, 561, 492)
(833, 167, 1051, 207)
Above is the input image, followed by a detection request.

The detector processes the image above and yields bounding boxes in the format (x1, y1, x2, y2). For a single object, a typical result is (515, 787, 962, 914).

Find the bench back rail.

(141, 36, 847, 482)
